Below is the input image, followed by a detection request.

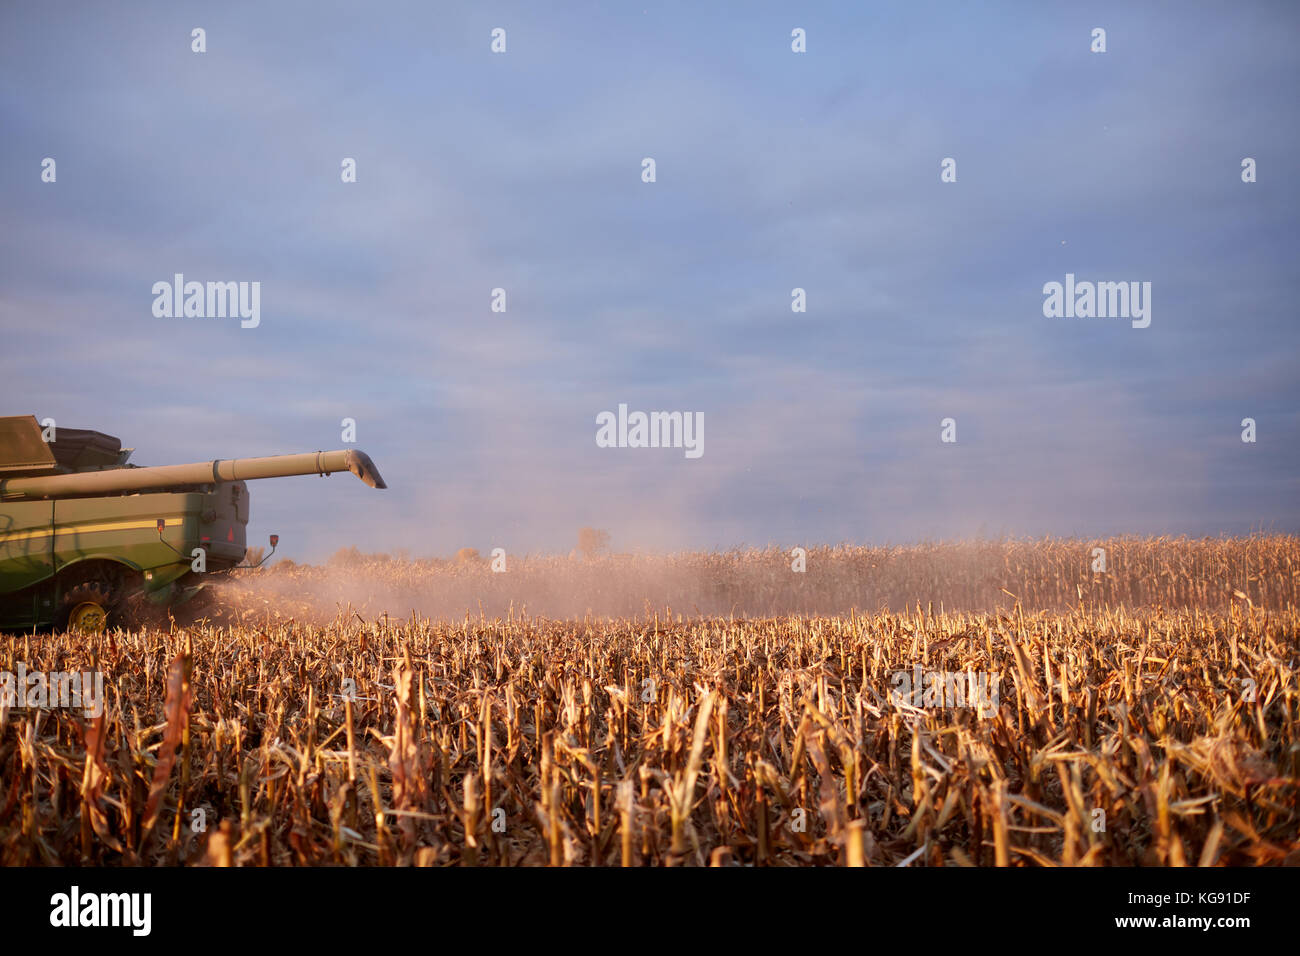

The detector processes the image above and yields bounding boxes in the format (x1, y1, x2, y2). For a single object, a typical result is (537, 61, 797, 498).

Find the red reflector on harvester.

(228, 527, 234, 541)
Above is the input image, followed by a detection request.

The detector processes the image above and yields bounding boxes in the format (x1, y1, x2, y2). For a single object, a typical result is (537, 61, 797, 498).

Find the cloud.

(1, 1, 1297, 560)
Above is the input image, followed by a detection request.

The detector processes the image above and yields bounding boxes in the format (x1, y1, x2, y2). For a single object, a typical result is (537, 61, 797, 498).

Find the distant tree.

(456, 547, 481, 564)
(330, 545, 364, 566)
(578, 527, 611, 559)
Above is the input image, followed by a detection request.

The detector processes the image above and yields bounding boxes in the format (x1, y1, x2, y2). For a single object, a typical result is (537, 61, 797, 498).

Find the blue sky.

(2, 1, 1297, 561)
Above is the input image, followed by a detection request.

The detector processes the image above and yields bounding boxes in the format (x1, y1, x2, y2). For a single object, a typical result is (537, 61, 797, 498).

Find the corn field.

(1, 536, 1297, 866)
(231, 534, 1300, 621)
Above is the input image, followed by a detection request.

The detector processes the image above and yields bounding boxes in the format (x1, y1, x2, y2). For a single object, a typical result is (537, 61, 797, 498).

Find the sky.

(2, 1, 1297, 562)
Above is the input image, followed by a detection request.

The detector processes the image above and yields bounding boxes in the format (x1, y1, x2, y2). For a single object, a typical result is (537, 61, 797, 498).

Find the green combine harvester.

(0, 415, 385, 632)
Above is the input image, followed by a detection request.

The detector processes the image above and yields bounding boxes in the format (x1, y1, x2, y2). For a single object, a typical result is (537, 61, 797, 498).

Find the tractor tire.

(58, 581, 120, 634)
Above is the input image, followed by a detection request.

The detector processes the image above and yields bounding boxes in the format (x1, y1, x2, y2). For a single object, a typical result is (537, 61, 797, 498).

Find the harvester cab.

(0, 415, 385, 632)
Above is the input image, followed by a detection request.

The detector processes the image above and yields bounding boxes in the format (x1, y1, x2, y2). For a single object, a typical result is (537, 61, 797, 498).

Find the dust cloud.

(201, 537, 1287, 624)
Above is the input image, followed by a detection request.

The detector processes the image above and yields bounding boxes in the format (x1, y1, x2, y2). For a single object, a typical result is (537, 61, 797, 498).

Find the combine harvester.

(0, 415, 385, 631)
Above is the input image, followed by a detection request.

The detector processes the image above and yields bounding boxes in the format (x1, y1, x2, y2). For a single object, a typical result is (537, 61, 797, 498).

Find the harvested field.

(1, 537, 1297, 866)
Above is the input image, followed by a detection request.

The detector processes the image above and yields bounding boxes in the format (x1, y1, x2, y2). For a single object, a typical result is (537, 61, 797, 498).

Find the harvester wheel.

(59, 582, 118, 634)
